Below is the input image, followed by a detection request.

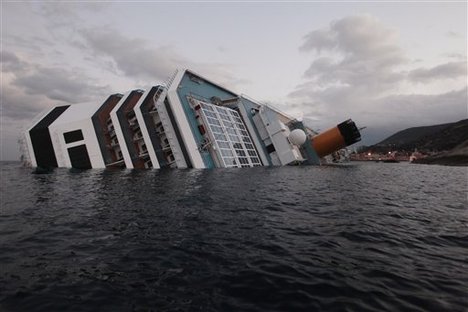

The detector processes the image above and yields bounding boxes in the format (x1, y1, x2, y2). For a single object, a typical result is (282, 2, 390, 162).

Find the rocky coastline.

(413, 141, 468, 166)
(363, 119, 468, 166)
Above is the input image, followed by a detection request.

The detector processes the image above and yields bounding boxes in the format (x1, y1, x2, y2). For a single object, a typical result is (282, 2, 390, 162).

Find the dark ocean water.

(1, 161, 467, 312)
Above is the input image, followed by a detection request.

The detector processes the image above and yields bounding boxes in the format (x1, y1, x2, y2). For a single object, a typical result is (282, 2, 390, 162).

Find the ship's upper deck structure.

(23, 69, 361, 169)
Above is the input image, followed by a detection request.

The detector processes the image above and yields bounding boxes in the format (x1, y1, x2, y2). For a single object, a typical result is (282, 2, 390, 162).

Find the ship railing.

(128, 116, 138, 125)
(106, 159, 125, 166)
(152, 69, 179, 106)
(149, 106, 158, 114)
(161, 144, 172, 151)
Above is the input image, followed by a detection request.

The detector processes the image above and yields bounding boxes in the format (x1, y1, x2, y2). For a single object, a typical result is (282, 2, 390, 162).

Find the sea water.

(1, 161, 467, 311)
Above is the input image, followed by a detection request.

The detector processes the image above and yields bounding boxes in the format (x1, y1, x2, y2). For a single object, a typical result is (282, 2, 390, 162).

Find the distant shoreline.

(413, 155, 468, 166)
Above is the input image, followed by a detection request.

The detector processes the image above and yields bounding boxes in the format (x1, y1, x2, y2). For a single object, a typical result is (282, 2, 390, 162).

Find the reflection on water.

(1, 161, 467, 311)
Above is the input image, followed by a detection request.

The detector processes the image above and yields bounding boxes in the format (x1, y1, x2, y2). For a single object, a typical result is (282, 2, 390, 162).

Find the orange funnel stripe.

(311, 119, 361, 158)
(312, 126, 346, 158)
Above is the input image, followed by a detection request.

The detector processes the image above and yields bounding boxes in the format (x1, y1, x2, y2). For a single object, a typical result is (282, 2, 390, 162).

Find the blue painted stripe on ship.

(176, 72, 238, 169)
(289, 120, 321, 165)
(238, 98, 273, 166)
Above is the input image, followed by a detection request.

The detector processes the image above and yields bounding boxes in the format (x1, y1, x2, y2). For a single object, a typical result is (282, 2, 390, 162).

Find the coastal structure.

(22, 69, 361, 169)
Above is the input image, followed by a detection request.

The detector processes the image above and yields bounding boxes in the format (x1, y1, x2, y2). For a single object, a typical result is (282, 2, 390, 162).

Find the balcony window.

(193, 99, 261, 168)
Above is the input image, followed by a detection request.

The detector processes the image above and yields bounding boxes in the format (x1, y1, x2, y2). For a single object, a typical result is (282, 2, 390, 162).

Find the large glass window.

(194, 100, 262, 167)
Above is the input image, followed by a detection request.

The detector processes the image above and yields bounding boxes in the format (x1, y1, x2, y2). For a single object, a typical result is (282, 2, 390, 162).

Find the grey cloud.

(296, 87, 468, 145)
(2, 50, 26, 72)
(2, 65, 112, 161)
(446, 31, 463, 38)
(368, 88, 468, 136)
(1, 84, 61, 160)
(301, 15, 403, 59)
(442, 53, 466, 60)
(304, 56, 404, 89)
(293, 86, 467, 125)
(6, 34, 53, 53)
(16, 4, 246, 89)
(39, 2, 107, 29)
(40, 2, 101, 17)
(79, 27, 248, 88)
(300, 29, 336, 52)
(2, 50, 21, 64)
(291, 14, 466, 145)
(2, 85, 52, 121)
(1, 123, 25, 161)
(4, 50, 110, 104)
(80, 28, 188, 81)
(298, 15, 407, 96)
(303, 57, 335, 81)
(13, 66, 110, 104)
(331, 15, 401, 58)
(408, 61, 467, 83)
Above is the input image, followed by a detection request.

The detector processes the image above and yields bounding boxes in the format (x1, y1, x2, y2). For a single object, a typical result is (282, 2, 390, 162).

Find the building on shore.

(22, 69, 361, 169)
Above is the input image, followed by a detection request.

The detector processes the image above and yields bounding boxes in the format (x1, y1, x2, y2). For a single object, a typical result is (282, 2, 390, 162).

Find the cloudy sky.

(2, 1, 467, 160)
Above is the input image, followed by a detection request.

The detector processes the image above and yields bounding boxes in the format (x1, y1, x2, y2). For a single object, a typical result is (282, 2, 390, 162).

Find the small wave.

(1, 162, 467, 311)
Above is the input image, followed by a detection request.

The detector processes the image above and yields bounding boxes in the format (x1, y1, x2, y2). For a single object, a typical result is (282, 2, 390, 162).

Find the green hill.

(372, 119, 468, 152)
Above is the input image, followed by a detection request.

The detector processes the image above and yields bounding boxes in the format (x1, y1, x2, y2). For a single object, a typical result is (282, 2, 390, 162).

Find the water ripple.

(1, 161, 467, 311)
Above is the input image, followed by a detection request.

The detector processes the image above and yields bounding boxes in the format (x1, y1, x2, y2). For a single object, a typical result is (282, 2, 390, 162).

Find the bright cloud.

(1, 3, 467, 160)
(291, 14, 467, 138)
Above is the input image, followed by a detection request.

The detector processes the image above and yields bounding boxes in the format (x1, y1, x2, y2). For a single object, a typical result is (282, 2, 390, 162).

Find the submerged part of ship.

(21, 69, 361, 169)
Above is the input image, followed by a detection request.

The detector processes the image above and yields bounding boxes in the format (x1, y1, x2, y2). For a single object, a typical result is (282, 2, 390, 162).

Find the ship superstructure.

(22, 69, 361, 169)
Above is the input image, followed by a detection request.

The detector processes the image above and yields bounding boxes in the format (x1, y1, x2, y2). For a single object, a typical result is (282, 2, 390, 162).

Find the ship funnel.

(312, 119, 361, 158)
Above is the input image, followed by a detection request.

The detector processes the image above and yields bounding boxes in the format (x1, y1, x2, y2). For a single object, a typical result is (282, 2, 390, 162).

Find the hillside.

(413, 140, 468, 166)
(372, 119, 468, 152)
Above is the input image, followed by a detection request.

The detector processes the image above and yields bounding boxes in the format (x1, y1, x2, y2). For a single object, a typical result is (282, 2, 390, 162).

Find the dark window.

(67, 144, 92, 169)
(64, 130, 84, 143)
(266, 144, 276, 154)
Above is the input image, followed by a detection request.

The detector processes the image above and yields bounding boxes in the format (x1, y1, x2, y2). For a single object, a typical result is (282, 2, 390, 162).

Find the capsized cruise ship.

(22, 69, 361, 169)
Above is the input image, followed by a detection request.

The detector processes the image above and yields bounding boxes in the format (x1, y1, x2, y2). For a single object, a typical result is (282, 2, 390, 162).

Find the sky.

(1, 1, 467, 160)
